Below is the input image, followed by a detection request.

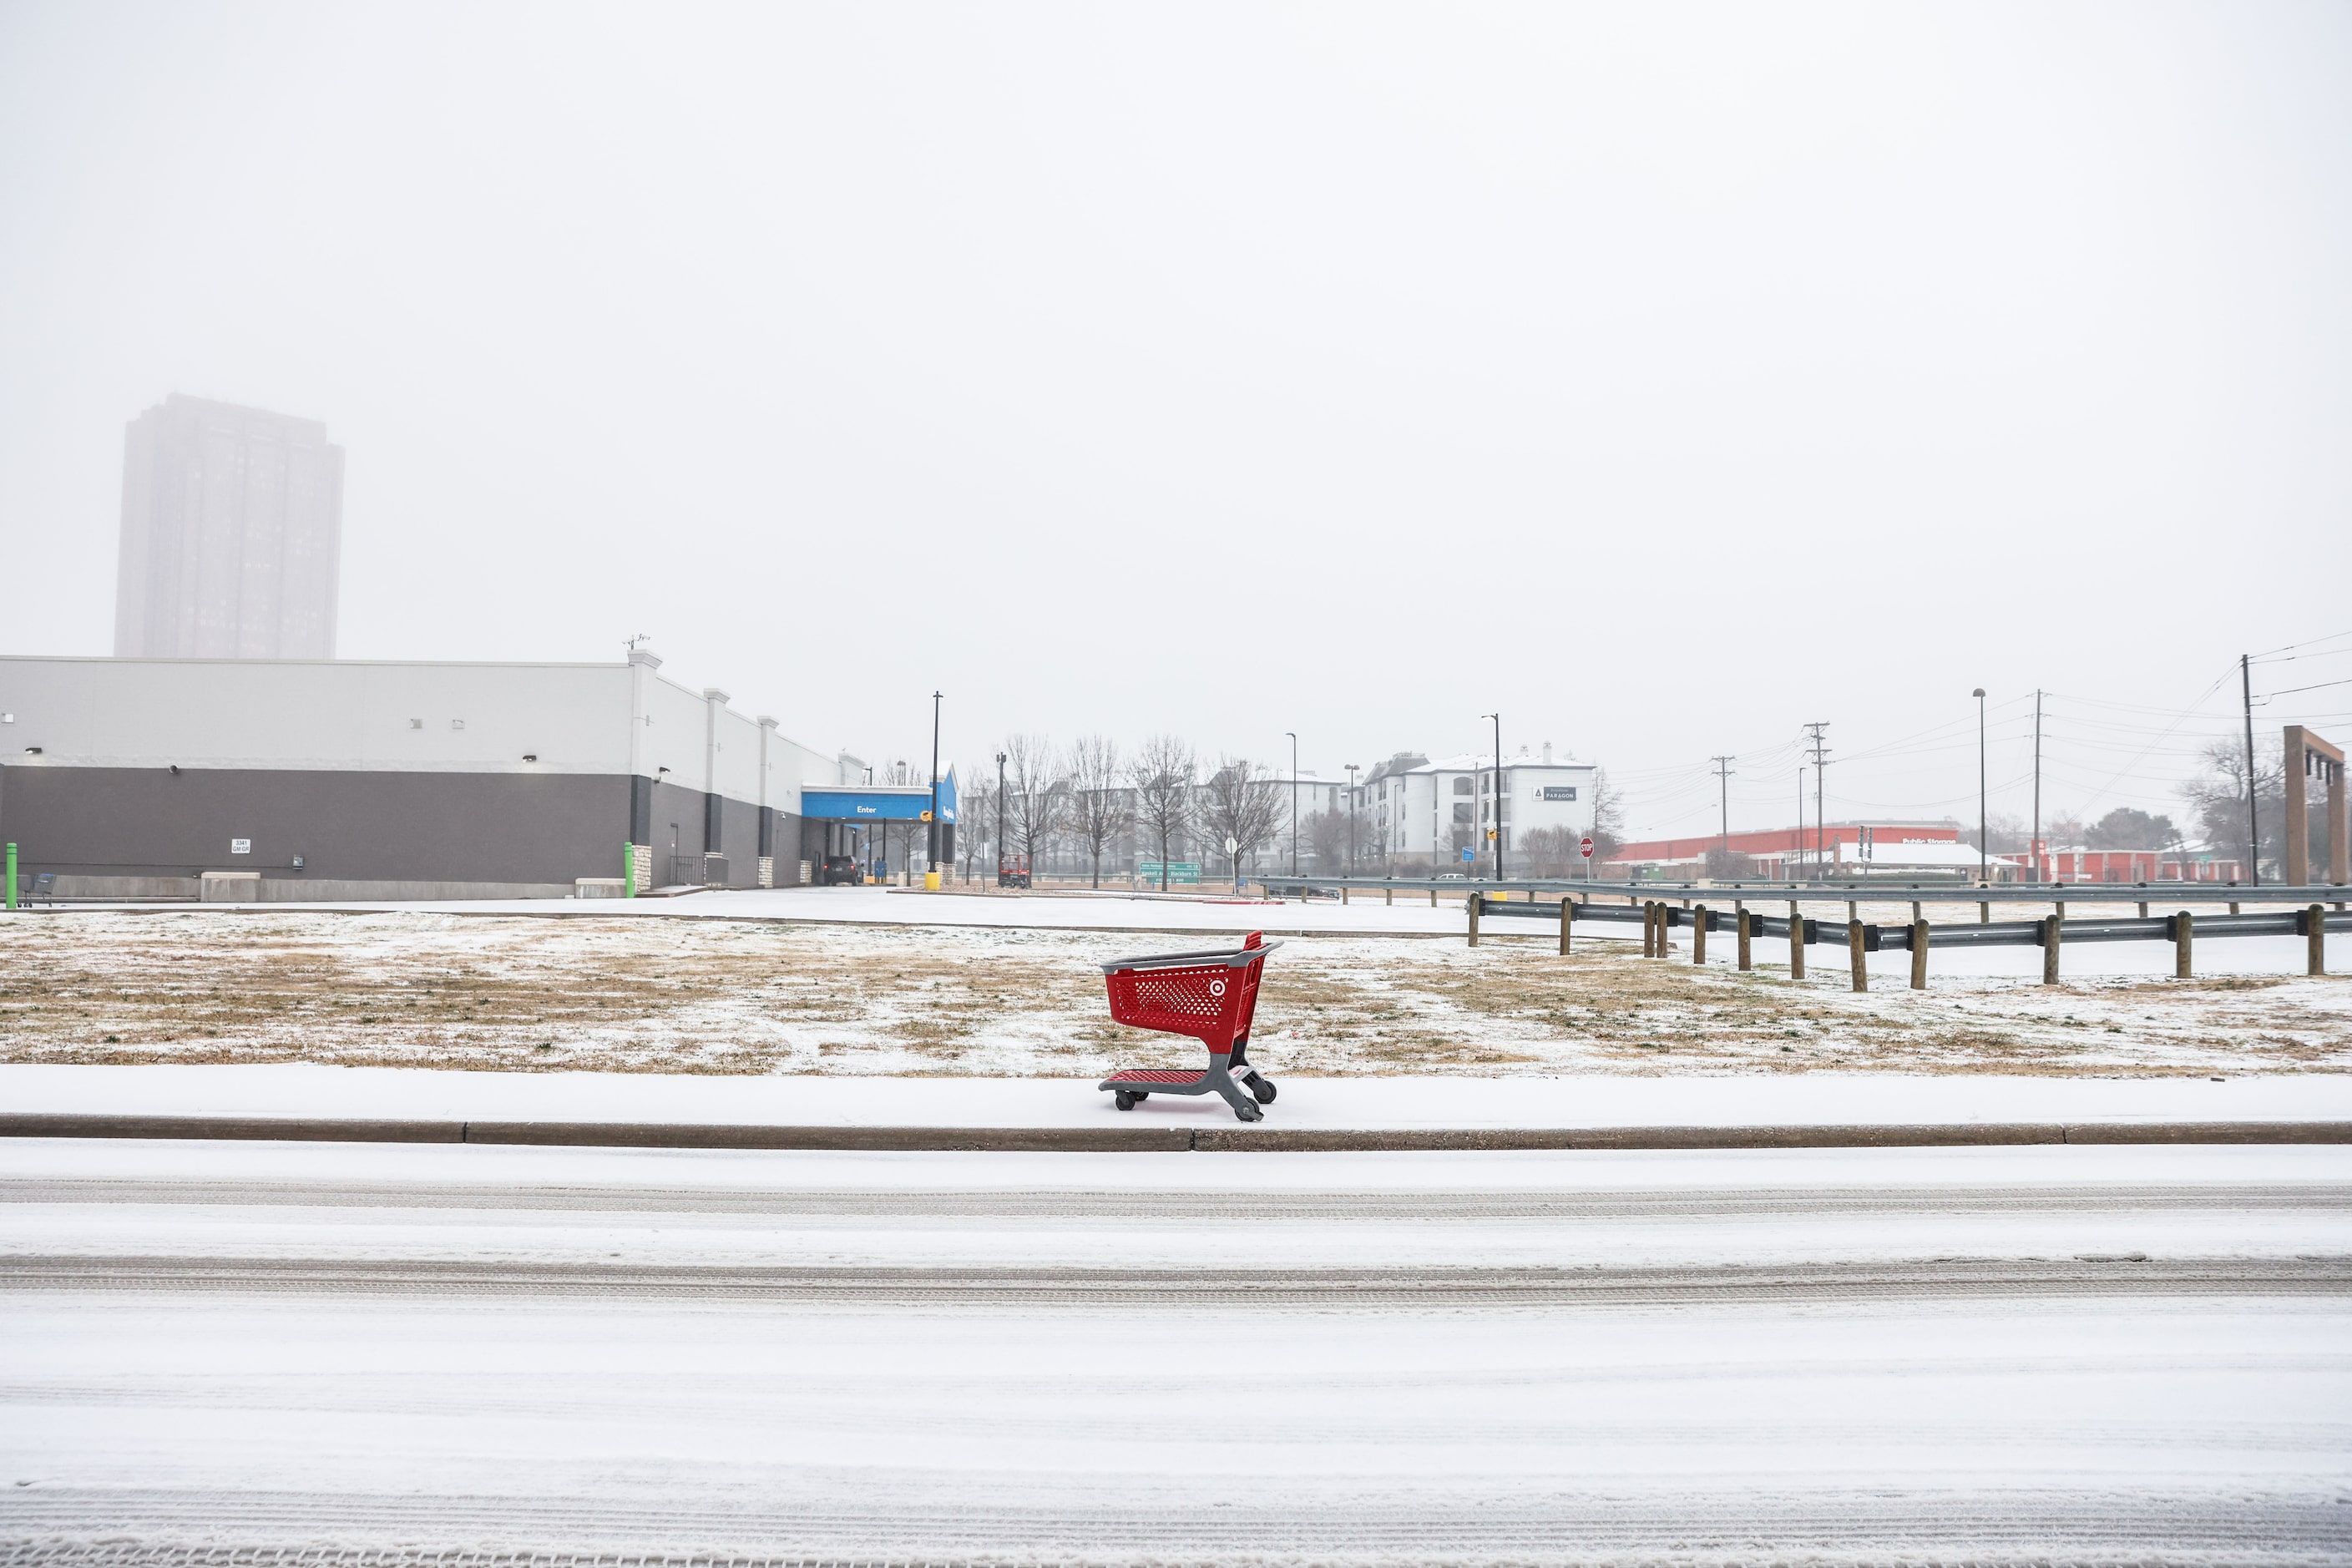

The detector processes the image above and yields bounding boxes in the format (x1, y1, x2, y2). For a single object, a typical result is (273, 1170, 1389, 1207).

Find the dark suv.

(819, 855, 864, 886)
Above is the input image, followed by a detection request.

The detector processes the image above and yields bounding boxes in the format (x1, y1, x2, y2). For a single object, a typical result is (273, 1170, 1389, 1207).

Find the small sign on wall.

(230, 839, 251, 855)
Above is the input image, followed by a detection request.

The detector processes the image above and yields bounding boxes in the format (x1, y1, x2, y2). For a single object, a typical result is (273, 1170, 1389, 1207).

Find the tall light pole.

(994, 750, 1007, 888)
(1481, 713, 1502, 882)
(1344, 762, 1359, 875)
(927, 691, 943, 875)
(1286, 731, 1298, 877)
(1973, 688, 1988, 886)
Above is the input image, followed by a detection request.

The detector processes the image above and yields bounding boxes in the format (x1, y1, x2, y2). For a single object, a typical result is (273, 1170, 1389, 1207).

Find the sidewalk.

(4, 1064, 2345, 1151)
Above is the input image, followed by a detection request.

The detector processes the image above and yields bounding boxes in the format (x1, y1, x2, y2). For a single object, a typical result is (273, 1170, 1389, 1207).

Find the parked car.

(819, 855, 864, 886)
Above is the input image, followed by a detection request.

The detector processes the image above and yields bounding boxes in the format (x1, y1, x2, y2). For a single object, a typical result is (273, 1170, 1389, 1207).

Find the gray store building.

(0, 650, 857, 900)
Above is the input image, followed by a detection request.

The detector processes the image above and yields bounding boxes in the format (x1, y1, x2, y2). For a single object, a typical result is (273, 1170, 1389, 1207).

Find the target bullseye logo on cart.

(1209, 979, 1227, 997)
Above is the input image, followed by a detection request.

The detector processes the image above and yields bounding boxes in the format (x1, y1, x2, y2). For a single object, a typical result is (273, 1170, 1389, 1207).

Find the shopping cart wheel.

(1251, 1077, 1277, 1105)
(1114, 1090, 1137, 1110)
(1132, 1092, 1150, 1100)
(1233, 1102, 1263, 1122)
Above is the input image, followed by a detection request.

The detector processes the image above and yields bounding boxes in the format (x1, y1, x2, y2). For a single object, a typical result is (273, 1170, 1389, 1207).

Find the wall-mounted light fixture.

(522, 754, 538, 763)
(657, 766, 670, 776)
(169, 764, 181, 776)
(23, 746, 41, 756)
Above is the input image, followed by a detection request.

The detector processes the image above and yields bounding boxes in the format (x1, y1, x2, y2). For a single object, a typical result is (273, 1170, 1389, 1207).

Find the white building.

(1360, 745, 1597, 873)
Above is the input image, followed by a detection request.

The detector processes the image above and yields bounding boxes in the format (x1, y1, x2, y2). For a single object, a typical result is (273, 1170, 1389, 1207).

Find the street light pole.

(1344, 763, 1359, 876)
(1286, 731, 1298, 877)
(928, 690, 942, 874)
(1973, 688, 1988, 886)
(1481, 713, 1502, 882)
(994, 750, 1007, 888)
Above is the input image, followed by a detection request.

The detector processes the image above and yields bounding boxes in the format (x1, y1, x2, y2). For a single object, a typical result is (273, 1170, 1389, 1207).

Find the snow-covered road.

(4, 1139, 2349, 1565)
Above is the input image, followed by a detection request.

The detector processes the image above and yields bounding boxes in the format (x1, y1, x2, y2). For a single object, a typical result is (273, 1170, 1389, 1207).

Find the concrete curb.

(2, 1114, 2347, 1152)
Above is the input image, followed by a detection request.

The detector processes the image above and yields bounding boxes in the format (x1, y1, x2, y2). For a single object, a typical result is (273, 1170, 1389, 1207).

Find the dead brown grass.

(1, 910, 2346, 1077)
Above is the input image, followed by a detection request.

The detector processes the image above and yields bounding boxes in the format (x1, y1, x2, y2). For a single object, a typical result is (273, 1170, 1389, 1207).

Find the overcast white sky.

(2, 3, 2346, 837)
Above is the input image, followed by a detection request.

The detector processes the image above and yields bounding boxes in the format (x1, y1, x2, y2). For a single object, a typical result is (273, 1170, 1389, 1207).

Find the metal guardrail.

(1468, 892, 2348, 986)
(1256, 875, 2351, 908)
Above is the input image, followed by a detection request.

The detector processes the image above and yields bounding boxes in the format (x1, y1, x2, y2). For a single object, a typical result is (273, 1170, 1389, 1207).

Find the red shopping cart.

(1097, 931, 1281, 1122)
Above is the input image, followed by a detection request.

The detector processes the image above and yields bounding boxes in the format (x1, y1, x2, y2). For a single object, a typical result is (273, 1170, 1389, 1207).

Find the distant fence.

(1467, 892, 2349, 989)
(1257, 874, 2350, 914)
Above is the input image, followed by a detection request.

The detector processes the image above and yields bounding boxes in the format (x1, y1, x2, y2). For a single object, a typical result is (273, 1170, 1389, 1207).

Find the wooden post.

(1430, 888, 1438, 908)
(1789, 910, 1806, 979)
(1847, 899, 1858, 923)
(1558, 897, 1572, 956)
(2136, 899, 2147, 918)
(1385, 884, 1393, 906)
(2174, 910, 2193, 979)
(1737, 908, 1753, 971)
(1979, 900, 1990, 924)
(2311, 903, 2327, 978)
(1643, 902, 1657, 958)
(1342, 885, 1350, 905)
(1911, 900, 1922, 923)
(2229, 899, 2240, 915)
(1909, 918, 1929, 990)
(1693, 904, 1707, 965)
(1468, 893, 1481, 948)
(2041, 913, 2061, 985)
(1849, 919, 1867, 992)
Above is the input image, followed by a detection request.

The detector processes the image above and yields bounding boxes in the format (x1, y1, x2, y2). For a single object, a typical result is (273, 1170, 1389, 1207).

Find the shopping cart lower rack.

(1097, 931, 1281, 1122)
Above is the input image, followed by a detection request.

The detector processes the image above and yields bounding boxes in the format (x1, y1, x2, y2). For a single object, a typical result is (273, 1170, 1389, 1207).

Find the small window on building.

(409, 719, 422, 730)
(1453, 777, 1472, 796)
(1453, 802, 1472, 824)
(451, 719, 465, 731)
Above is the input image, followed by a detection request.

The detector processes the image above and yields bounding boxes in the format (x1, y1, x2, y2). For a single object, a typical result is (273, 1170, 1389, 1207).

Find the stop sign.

(1579, 837, 1595, 859)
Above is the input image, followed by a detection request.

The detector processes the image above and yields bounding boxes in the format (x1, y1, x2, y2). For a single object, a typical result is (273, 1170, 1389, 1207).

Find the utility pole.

(2031, 690, 2042, 883)
(927, 691, 943, 875)
(1481, 713, 1502, 881)
(1286, 731, 1298, 877)
(1710, 756, 1735, 874)
(1972, 688, 1987, 887)
(2243, 653, 2260, 885)
(1803, 722, 1830, 882)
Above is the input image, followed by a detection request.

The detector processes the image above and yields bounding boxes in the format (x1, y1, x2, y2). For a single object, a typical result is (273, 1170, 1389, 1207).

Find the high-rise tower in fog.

(113, 394, 345, 659)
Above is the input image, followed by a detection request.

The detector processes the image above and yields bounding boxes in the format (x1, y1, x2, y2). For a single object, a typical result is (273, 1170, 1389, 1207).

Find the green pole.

(623, 841, 636, 899)
(4, 843, 14, 911)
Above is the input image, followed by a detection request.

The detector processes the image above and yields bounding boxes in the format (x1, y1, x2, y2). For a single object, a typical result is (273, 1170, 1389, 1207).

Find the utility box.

(199, 871, 261, 903)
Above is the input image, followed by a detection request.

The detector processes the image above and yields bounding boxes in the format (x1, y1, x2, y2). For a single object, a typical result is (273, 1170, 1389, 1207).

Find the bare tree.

(957, 769, 999, 885)
(1002, 733, 1062, 884)
(1197, 755, 1285, 888)
(1520, 825, 1582, 877)
(1063, 735, 1132, 888)
(2182, 736, 2285, 878)
(1129, 735, 1196, 892)
(1302, 808, 1353, 874)
(1586, 768, 1626, 861)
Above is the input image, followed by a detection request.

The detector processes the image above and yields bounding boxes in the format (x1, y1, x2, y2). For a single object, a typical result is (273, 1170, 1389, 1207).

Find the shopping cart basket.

(1097, 931, 1282, 1122)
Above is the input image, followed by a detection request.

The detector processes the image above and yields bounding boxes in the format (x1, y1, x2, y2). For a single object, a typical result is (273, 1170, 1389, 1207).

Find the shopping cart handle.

(1099, 938, 1284, 975)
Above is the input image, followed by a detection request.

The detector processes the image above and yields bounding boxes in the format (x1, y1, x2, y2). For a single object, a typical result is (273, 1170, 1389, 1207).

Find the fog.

(3, 3, 2347, 837)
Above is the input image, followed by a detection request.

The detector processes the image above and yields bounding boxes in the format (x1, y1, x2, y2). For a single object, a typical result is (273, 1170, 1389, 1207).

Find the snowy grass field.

(3, 905, 2346, 1079)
